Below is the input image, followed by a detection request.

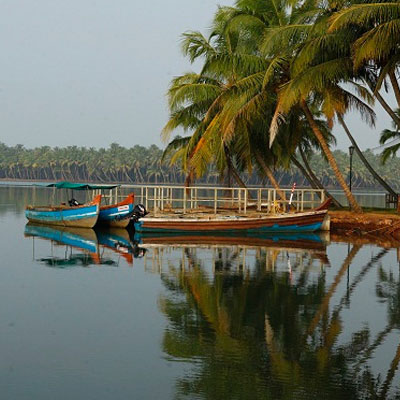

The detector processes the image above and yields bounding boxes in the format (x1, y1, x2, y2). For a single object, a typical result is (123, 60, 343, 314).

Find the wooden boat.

(25, 195, 102, 228)
(42, 182, 134, 228)
(98, 193, 135, 228)
(134, 208, 330, 234)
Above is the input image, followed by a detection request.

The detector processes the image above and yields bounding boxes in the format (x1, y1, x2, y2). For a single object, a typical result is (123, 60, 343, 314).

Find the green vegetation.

(1, 142, 400, 190)
(162, 0, 400, 212)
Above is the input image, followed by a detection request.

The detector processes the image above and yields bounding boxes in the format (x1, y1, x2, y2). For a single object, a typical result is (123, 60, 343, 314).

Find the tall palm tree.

(329, 1, 400, 127)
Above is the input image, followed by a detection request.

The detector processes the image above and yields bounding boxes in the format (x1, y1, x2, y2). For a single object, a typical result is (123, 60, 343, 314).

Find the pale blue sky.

(0, 0, 395, 151)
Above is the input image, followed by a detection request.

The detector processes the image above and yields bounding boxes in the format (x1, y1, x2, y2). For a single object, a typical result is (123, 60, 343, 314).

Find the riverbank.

(329, 210, 400, 242)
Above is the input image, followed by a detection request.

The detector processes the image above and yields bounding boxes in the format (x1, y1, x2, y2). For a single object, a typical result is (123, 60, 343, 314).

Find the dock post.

(257, 189, 261, 211)
(273, 190, 276, 213)
(267, 190, 271, 213)
(244, 189, 247, 214)
(183, 188, 187, 213)
(301, 189, 304, 211)
(154, 187, 158, 216)
(145, 187, 148, 211)
(141, 187, 144, 204)
(214, 188, 217, 215)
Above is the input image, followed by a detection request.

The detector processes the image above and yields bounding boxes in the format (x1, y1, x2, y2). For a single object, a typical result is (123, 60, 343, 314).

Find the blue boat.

(25, 195, 102, 228)
(37, 182, 134, 228)
(98, 193, 135, 228)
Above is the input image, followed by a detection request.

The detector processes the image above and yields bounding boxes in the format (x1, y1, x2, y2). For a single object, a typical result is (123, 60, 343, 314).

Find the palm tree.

(329, 1, 400, 128)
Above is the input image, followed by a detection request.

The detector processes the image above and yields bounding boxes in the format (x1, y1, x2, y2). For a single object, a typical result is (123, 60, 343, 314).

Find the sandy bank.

(329, 210, 400, 244)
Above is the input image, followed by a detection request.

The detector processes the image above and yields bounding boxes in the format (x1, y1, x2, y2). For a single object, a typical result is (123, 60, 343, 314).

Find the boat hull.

(134, 210, 329, 234)
(97, 194, 135, 228)
(25, 204, 100, 228)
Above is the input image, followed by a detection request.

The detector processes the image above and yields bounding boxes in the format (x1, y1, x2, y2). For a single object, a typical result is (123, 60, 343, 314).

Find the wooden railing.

(106, 185, 326, 215)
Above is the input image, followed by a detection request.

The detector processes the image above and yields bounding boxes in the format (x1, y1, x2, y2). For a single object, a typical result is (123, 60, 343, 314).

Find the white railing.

(108, 185, 326, 215)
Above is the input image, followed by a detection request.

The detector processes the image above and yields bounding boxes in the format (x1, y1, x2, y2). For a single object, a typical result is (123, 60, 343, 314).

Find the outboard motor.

(68, 198, 81, 207)
(131, 204, 148, 222)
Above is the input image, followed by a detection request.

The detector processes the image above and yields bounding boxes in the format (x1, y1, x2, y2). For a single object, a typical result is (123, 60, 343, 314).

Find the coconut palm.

(329, 1, 400, 127)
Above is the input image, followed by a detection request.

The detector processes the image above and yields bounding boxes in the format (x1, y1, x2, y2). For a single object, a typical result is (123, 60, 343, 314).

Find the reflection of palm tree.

(159, 245, 389, 399)
(307, 244, 362, 336)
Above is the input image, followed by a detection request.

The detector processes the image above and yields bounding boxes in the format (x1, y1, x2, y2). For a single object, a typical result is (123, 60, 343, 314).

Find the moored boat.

(25, 195, 102, 228)
(134, 208, 330, 234)
(98, 193, 135, 228)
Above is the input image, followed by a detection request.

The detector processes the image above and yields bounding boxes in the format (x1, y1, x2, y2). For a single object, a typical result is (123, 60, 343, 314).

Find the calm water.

(1, 186, 400, 399)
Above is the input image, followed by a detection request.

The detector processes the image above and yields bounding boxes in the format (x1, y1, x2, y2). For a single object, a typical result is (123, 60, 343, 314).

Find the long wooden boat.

(98, 193, 135, 228)
(25, 195, 102, 228)
(134, 208, 330, 234)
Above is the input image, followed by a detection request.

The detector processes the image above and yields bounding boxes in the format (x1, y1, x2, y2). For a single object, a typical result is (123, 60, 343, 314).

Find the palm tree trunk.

(223, 146, 248, 190)
(293, 154, 343, 208)
(298, 148, 324, 190)
(301, 100, 362, 212)
(389, 69, 400, 109)
(254, 150, 286, 201)
(367, 80, 400, 128)
(291, 155, 319, 190)
(338, 114, 397, 197)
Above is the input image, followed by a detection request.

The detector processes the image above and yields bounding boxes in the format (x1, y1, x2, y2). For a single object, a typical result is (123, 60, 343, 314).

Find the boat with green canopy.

(29, 181, 136, 228)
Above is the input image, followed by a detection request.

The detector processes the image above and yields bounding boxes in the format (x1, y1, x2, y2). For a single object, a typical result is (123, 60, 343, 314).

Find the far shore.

(0, 178, 389, 194)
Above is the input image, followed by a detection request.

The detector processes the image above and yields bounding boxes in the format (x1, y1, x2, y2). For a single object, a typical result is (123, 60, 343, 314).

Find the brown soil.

(329, 210, 400, 245)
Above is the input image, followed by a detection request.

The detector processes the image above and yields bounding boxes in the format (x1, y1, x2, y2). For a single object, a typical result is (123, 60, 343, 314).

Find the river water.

(1, 186, 399, 399)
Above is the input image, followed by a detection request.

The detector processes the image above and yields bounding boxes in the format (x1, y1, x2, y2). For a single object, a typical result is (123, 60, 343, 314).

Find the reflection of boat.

(25, 223, 99, 253)
(134, 209, 330, 234)
(24, 223, 104, 266)
(24, 224, 145, 267)
(25, 195, 102, 228)
(134, 232, 329, 263)
(96, 228, 137, 264)
(24, 223, 126, 267)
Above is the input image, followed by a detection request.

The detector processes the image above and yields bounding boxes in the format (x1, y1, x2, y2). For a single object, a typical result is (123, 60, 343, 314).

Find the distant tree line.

(0, 142, 399, 190)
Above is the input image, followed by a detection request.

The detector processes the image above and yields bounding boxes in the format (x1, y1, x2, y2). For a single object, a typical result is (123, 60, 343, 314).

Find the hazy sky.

(0, 0, 396, 152)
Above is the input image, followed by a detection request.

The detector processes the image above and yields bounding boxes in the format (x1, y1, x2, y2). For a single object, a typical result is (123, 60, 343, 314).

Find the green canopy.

(44, 181, 119, 190)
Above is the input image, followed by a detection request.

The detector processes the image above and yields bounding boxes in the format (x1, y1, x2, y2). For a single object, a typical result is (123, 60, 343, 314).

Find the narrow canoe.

(25, 195, 102, 228)
(134, 209, 330, 234)
(97, 193, 135, 228)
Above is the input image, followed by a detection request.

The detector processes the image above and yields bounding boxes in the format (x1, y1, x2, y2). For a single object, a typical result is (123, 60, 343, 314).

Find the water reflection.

(138, 234, 400, 399)
(24, 224, 145, 267)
